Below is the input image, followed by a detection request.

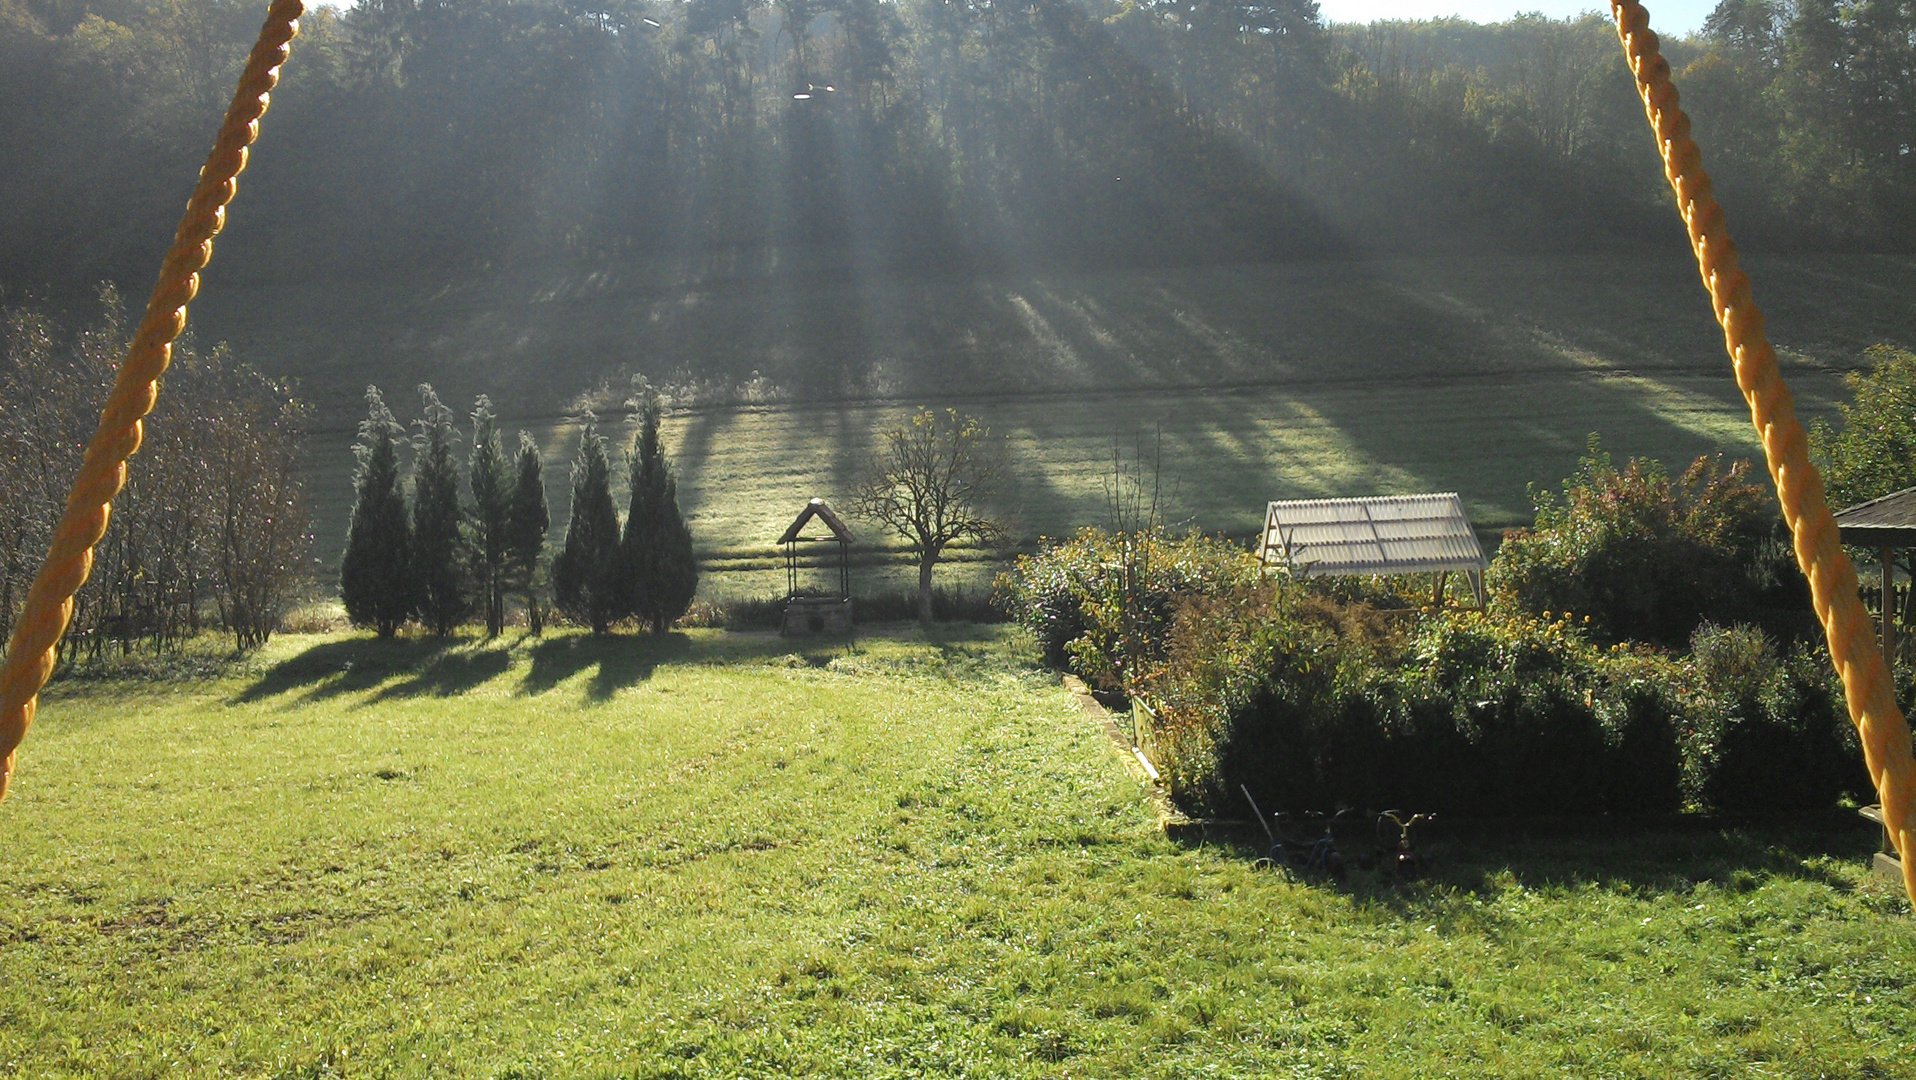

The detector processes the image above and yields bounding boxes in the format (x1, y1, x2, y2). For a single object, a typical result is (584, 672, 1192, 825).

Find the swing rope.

(1608, 0, 1916, 901)
(0, 0, 306, 800)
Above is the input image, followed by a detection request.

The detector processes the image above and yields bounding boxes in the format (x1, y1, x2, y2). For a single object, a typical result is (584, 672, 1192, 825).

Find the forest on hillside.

(2, 0, 1912, 307)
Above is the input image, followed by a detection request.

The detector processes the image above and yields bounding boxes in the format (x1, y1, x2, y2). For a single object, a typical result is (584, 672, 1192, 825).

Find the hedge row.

(1000, 531, 1871, 819)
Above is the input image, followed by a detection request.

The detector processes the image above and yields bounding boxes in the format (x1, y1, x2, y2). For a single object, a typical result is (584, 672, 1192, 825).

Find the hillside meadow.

(2, 627, 1913, 1077)
(223, 253, 1908, 431)
(276, 252, 1902, 594)
(302, 369, 1849, 599)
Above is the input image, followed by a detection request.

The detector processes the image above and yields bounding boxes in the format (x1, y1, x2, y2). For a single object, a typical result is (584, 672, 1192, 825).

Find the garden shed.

(778, 498, 855, 636)
(1256, 493, 1487, 608)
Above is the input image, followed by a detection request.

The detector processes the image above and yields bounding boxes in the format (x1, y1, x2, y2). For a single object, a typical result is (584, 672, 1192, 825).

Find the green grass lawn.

(202, 253, 1916, 434)
(4, 629, 1914, 1077)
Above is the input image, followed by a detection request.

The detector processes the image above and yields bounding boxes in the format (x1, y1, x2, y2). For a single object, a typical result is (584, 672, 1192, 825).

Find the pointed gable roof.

(779, 498, 856, 545)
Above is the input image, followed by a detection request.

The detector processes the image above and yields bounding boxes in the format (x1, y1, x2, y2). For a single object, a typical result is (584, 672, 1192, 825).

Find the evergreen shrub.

(1145, 604, 1691, 818)
(1681, 624, 1868, 812)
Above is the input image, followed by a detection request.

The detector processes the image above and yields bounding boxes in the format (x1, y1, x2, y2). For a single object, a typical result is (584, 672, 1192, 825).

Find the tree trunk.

(917, 552, 936, 627)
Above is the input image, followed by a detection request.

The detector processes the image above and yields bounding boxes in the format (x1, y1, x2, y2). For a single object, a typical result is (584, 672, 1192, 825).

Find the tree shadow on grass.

(233, 636, 463, 705)
(366, 646, 513, 702)
(1184, 816, 1893, 914)
(520, 632, 693, 701)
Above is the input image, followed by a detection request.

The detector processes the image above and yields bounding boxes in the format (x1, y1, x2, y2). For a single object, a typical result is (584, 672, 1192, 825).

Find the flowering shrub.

(1490, 449, 1793, 648)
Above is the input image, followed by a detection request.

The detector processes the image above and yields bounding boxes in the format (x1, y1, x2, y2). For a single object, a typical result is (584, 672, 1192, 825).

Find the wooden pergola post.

(1885, 547, 1898, 679)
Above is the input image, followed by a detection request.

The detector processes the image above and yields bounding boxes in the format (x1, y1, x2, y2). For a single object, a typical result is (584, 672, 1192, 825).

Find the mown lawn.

(3, 628, 1914, 1078)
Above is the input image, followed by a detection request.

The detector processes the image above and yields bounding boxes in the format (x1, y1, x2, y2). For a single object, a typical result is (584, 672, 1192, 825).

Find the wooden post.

(1432, 571, 1448, 610)
(1884, 547, 1897, 680)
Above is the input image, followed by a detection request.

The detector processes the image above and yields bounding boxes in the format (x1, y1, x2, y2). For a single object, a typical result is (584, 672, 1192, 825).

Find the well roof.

(779, 498, 856, 545)
(1257, 493, 1486, 577)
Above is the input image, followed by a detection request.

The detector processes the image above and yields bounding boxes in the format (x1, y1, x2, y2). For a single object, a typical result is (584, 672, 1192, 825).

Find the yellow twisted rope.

(1609, 0, 1916, 901)
(0, 0, 305, 800)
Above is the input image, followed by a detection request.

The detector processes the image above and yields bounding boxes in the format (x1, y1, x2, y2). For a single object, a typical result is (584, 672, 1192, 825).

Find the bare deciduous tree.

(0, 291, 311, 657)
(207, 366, 311, 651)
(852, 407, 1009, 627)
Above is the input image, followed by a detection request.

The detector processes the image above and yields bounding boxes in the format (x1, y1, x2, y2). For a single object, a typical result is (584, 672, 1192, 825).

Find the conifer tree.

(341, 385, 413, 637)
(411, 383, 470, 635)
(469, 395, 511, 637)
(506, 430, 550, 635)
(622, 387, 699, 633)
(553, 414, 624, 634)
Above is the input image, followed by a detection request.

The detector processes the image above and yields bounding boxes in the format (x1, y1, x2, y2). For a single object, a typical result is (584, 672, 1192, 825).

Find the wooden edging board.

(1060, 674, 1184, 828)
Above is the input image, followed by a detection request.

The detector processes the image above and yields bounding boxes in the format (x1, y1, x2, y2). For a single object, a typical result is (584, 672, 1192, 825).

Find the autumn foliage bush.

(996, 529, 1262, 685)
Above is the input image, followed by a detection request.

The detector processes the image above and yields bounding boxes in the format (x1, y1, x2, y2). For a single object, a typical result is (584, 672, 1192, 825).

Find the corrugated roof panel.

(1258, 493, 1487, 578)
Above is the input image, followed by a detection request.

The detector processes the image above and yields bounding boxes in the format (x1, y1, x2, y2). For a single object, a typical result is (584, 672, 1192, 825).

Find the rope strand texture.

(0, 0, 305, 800)
(1609, 0, 1916, 902)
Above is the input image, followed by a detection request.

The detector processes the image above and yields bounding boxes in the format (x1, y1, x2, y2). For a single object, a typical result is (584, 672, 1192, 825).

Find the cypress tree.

(622, 389, 699, 634)
(553, 414, 624, 634)
(506, 430, 550, 635)
(469, 396, 511, 638)
(341, 385, 413, 637)
(411, 383, 470, 635)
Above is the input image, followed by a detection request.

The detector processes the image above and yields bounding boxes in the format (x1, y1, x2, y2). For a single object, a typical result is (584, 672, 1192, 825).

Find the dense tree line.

(1332, 3, 1916, 248)
(7, 0, 1908, 311)
(0, 290, 311, 654)
(343, 379, 693, 635)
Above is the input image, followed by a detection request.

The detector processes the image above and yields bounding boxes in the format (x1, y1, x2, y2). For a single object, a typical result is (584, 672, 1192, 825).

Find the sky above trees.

(1317, 0, 1710, 35)
(297, 0, 1715, 36)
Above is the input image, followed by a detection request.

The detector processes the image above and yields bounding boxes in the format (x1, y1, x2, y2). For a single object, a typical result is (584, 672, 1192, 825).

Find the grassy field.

(4, 628, 1915, 1077)
(246, 251, 1908, 594)
(199, 253, 1916, 430)
(302, 369, 1851, 599)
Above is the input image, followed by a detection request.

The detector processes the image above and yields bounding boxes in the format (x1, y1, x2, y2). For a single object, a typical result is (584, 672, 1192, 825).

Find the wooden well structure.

(778, 498, 855, 636)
